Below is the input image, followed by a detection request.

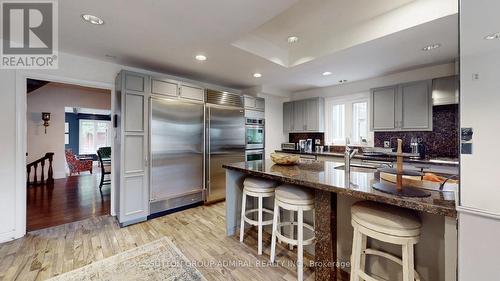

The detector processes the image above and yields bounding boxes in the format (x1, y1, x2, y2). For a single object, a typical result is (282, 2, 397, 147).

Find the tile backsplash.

(374, 104, 459, 158)
(289, 132, 324, 145)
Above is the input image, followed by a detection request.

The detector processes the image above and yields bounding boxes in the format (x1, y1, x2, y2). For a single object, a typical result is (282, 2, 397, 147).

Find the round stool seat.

(351, 201, 421, 237)
(243, 177, 277, 193)
(275, 184, 314, 206)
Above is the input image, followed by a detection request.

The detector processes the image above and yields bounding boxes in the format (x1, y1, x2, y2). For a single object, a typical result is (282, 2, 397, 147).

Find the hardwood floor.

(0, 202, 327, 281)
(27, 173, 110, 231)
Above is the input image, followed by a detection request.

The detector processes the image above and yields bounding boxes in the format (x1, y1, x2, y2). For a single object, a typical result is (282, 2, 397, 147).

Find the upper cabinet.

(180, 84, 204, 101)
(283, 97, 325, 133)
(244, 96, 265, 111)
(151, 78, 205, 102)
(370, 80, 432, 132)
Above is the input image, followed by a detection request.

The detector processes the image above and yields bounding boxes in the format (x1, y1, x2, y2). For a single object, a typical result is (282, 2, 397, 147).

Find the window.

(79, 120, 111, 155)
(330, 104, 345, 143)
(64, 122, 69, 145)
(352, 102, 368, 143)
(325, 94, 372, 146)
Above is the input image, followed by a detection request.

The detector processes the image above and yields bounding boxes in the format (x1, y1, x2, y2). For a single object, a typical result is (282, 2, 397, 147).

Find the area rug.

(48, 237, 206, 281)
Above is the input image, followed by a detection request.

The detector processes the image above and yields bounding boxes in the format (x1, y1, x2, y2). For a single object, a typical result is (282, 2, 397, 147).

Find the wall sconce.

(42, 112, 50, 134)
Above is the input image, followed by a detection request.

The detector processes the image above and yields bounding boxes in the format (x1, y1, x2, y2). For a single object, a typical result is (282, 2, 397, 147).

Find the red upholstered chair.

(65, 149, 93, 176)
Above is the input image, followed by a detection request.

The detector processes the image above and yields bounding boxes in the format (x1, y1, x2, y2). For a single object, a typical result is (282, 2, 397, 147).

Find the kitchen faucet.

(344, 138, 358, 170)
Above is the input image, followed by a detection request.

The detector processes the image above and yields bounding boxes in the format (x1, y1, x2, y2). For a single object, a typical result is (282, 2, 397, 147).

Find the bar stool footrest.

(359, 248, 421, 281)
(275, 222, 315, 246)
(243, 208, 274, 226)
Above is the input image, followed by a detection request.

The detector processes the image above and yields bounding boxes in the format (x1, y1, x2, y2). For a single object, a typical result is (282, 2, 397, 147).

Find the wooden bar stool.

(270, 184, 315, 281)
(350, 201, 422, 281)
(240, 177, 277, 255)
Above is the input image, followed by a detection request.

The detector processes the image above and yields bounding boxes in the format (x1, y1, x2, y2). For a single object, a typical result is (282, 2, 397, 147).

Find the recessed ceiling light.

(322, 71, 332, 76)
(484, 32, 500, 40)
(81, 14, 104, 25)
(422, 43, 441, 51)
(195, 54, 207, 61)
(253, 73, 262, 78)
(287, 36, 299, 44)
(338, 79, 348, 84)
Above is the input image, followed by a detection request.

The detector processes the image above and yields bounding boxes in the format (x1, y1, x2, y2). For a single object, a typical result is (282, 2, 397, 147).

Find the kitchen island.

(223, 159, 457, 281)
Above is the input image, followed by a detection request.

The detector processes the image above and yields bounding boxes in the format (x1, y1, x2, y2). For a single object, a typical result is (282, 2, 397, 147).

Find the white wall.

(458, 0, 500, 279)
(257, 93, 289, 159)
(0, 50, 242, 243)
(291, 62, 457, 100)
(27, 83, 111, 179)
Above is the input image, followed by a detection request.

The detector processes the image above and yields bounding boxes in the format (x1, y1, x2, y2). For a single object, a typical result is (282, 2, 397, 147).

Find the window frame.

(325, 93, 373, 146)
(78, 119, 112, 155)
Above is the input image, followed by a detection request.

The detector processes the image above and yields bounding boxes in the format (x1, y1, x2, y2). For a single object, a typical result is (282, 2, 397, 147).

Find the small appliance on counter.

(281, 142, 297, 151)
(305, 139, 313, 153)
(410, 137, 426, 159)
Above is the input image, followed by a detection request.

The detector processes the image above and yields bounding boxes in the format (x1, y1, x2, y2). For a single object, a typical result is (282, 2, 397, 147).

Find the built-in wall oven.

(245, 117, 265, 150)
(245, 149, 264, 162)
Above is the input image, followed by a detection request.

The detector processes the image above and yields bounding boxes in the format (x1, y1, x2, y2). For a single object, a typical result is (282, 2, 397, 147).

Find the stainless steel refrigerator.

(205, 90, 245, 203)
(150, 97, 205, 214)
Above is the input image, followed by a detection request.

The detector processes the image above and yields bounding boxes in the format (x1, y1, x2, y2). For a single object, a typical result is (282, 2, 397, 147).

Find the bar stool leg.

(402, 243, 415, 281)
(297, 207, 304, 281)
(350, 226, 362, 281)
(270, 200, 279, 263)
(257, 195, 263, 255)
(289, 210, 294, 250)
(239, 191, 247, 242)
(360, 234, 367, 274)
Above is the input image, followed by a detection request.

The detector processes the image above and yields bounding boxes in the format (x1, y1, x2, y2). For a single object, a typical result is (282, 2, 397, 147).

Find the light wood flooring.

(0, 202, 323, 281)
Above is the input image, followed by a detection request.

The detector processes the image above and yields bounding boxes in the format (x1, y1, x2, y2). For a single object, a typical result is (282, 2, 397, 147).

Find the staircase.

(27, 152, 54, 185)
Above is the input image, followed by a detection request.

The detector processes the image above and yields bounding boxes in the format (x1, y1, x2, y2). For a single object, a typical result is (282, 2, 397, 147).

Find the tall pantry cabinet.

(114, 70, 150, 226)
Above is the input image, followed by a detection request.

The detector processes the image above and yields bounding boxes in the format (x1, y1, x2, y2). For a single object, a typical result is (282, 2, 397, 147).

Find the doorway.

(25, 79, 112, 231)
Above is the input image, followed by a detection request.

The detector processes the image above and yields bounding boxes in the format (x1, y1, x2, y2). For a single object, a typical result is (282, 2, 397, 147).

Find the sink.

(334, 165, 377, 173)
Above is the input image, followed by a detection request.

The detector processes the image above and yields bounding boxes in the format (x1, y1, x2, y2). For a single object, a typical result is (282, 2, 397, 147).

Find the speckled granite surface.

(223, 160, 457, 217)
(275, 150, 459, 167)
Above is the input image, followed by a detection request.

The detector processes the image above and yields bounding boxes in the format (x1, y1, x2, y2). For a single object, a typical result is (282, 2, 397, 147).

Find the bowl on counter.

(270, 153, 300, 165)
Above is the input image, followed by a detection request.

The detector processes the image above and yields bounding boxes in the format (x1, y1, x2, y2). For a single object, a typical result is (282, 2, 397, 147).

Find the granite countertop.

(223, 159, 457, 217)
(274, 150, 459, 166)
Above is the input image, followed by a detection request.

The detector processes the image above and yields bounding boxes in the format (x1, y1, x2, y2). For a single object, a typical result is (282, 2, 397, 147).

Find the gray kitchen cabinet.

(115, 70, 150, 227)
(305, 98, 324, 131)
(371, 80, 432, 132)
(283, 101, 294, 132)
(180, 84, 204, 101)
(371, 86, 398, 130)
(151, 78, 178, 97)
(244, 95, 265, 111)
(293, 99, 307, 131)
(283, 97, 325, 133)
(399, 80, 432, 130)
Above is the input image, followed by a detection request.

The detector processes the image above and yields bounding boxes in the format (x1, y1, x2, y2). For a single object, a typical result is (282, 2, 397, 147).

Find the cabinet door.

(255, 98, 265, 111)
(180, 84, 204, 101)
(306, 98, 319, 131)
(119, 71, 150, 226)
(371, 86, 397, 131)
(293, 100, 306, 131)
(400, 80, 432, 130)
(151, 78, 178, 97)
(244, 96, 256, 109)
(283, 101, 294, 133)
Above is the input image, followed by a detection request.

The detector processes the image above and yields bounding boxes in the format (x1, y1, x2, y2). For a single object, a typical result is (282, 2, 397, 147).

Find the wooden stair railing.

(27, 152, 54, 185)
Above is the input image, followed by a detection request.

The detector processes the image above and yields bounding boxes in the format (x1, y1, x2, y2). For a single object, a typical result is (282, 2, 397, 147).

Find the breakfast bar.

(223, 159, 457, 281)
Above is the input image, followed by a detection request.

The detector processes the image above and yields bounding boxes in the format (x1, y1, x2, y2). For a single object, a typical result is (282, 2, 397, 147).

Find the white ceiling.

(58, 0, 458, 93)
